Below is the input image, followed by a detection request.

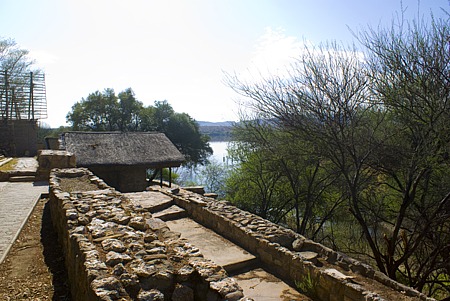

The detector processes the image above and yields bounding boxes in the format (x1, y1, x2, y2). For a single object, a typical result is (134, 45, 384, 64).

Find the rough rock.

(171, 284, 194, 301)
(137, 289, 164, 301)
(102, 238, 127, 253)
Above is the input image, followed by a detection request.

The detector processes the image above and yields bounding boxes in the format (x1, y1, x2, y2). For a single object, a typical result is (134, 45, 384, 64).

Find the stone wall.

(0, 120, 38, 156)
(49, 167, 436, 301)
(36, 149, 76, 181)
(89, 166, 148, 193)
(150, 185, 435, 301)
(49, 168, 249, 301)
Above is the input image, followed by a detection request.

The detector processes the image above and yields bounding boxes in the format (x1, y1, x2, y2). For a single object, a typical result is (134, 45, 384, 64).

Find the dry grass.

(0, 158, 18, 171)
(59, 175, 99, 192)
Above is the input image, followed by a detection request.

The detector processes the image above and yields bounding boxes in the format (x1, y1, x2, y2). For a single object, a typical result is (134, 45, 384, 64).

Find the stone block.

(172, 284, 194, 301)
(292, 237, 305, 251)
(183, 186, 205, 195)
(37, 150, 76, 180)
(343, 282, 366, 301)
(258, 249, 273, 263)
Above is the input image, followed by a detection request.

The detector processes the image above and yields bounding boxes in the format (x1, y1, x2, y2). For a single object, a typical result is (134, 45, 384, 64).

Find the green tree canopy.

(165, 112, 212, 166)
(66, 90, 212, 167)
(67, 88, 143, 131)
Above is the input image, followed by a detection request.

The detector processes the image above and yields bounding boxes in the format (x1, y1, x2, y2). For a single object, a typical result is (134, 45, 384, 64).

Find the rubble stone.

(49, 167, 431, 301)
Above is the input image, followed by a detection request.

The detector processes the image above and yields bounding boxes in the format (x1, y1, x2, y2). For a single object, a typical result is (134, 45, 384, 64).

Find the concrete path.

(166, 218, 257, 273)
(233, 268, 309, 300)
(166, 217, 307, 300)
(130, 190, 309, 300)
(13, 158, 39, 172)
(0, 182, 48, 263)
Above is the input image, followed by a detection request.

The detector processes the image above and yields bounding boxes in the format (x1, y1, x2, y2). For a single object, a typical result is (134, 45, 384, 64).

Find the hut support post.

(160, 168, 163, 187)
(169, 167, 172, 188)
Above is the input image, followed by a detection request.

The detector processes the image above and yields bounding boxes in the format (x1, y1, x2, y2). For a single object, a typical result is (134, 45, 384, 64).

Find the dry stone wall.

(49, 166, 435, 301)
(37, 149, 76, 181)
(150, 186, 436, 301)
(49, 168, 249, 301)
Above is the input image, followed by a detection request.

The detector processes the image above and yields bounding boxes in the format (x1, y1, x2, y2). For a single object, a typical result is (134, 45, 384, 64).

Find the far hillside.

(198, 121, 235, 141)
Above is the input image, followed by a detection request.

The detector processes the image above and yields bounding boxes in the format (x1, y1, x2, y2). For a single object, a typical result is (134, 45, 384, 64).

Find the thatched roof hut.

(62, 132, 185, 192)
(63, 131, 185, 168)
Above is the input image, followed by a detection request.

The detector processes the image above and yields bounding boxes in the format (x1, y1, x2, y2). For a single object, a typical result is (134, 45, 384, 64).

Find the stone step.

(125, 191, 174, 213)
(166, 217, 258, 276)
(152, 205, 187, 221)
(232, 267, 309, 300)
(7, 170, 37, 177)
(223, 256, 259, 274)
(9, 175, 36, 182)
(298, 251, 319, 265)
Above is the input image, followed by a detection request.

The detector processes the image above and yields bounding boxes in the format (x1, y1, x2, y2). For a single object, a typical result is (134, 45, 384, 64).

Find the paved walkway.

(13, 157, 39, 171)
(130, 191, 308, 300)
(0, 182, 48, 263)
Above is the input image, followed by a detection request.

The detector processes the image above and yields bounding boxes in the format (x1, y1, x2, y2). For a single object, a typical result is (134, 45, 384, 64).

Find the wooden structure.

(62, 132, 185, 192)
(0, 71, 47, 156)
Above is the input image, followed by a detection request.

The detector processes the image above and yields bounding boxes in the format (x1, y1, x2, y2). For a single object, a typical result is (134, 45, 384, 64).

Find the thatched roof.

(63, 132, 185, 168)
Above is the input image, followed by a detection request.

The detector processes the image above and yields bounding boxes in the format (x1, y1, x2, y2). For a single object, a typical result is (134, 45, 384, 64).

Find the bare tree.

(227, 24, 450, 296)
(356, 16, 450, 295)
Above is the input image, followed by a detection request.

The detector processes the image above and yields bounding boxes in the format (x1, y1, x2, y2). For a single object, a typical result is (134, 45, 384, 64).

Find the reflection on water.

(175, 141, 234, 185)
(209, 141, 230, 164)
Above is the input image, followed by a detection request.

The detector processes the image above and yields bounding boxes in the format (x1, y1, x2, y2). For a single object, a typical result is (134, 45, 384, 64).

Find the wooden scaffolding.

(0, 70, 47, 156)
(0, 71, 47, 121)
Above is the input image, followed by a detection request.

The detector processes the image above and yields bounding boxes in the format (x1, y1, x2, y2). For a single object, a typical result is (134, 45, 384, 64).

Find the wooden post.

(4, 71, 8, 120)
(29, 72, 34, 120)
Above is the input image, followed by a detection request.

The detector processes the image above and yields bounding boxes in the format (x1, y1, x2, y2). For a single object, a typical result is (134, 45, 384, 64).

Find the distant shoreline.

(199, 122, 234, 142)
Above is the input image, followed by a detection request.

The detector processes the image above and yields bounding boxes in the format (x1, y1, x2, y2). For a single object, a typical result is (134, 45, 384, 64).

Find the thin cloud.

(250, 27, 304, 75)
(28, 50, 59, 69)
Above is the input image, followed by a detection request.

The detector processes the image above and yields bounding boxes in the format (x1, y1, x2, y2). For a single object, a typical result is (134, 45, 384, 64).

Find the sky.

(1, 0, 449, 128)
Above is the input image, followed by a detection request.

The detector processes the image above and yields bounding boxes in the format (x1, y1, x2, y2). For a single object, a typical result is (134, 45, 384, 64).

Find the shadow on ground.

(41, 201, 72, 301)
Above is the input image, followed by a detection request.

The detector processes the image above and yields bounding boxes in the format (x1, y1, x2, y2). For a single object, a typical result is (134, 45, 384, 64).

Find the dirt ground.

(0, 198, 71, 300)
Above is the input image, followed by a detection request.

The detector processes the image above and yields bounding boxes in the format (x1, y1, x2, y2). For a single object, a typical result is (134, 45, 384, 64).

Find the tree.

(226, 118, 343, 240)
(226, 15, 450, 297)
(1, 37, 43, 121)
(67, 89, 121, 131)
(151, 100, 175, 133)
(67, 92, 212, 167)
(138, 100, 212, 166)
(0, 37, 35, 74)
(226, 150, 287, 220)
(165, 112, 212, 166)
(356, 16, 450, 296)
(197, 159, 229, 197)
(117, 88, 143, 131)
(226, 123, 287, 222)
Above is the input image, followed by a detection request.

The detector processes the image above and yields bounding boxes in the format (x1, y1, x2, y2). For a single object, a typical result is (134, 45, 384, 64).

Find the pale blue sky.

(1, 0, 448, 127)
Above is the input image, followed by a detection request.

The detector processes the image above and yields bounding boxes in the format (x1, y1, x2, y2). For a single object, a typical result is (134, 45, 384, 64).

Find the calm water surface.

(209, 141, 230, 164)
(174, 141, 233, 185)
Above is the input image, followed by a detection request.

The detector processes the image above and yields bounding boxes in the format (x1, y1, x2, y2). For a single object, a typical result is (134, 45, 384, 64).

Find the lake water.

(174, 141, 233, 185)
(209, 141, 231, 164)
